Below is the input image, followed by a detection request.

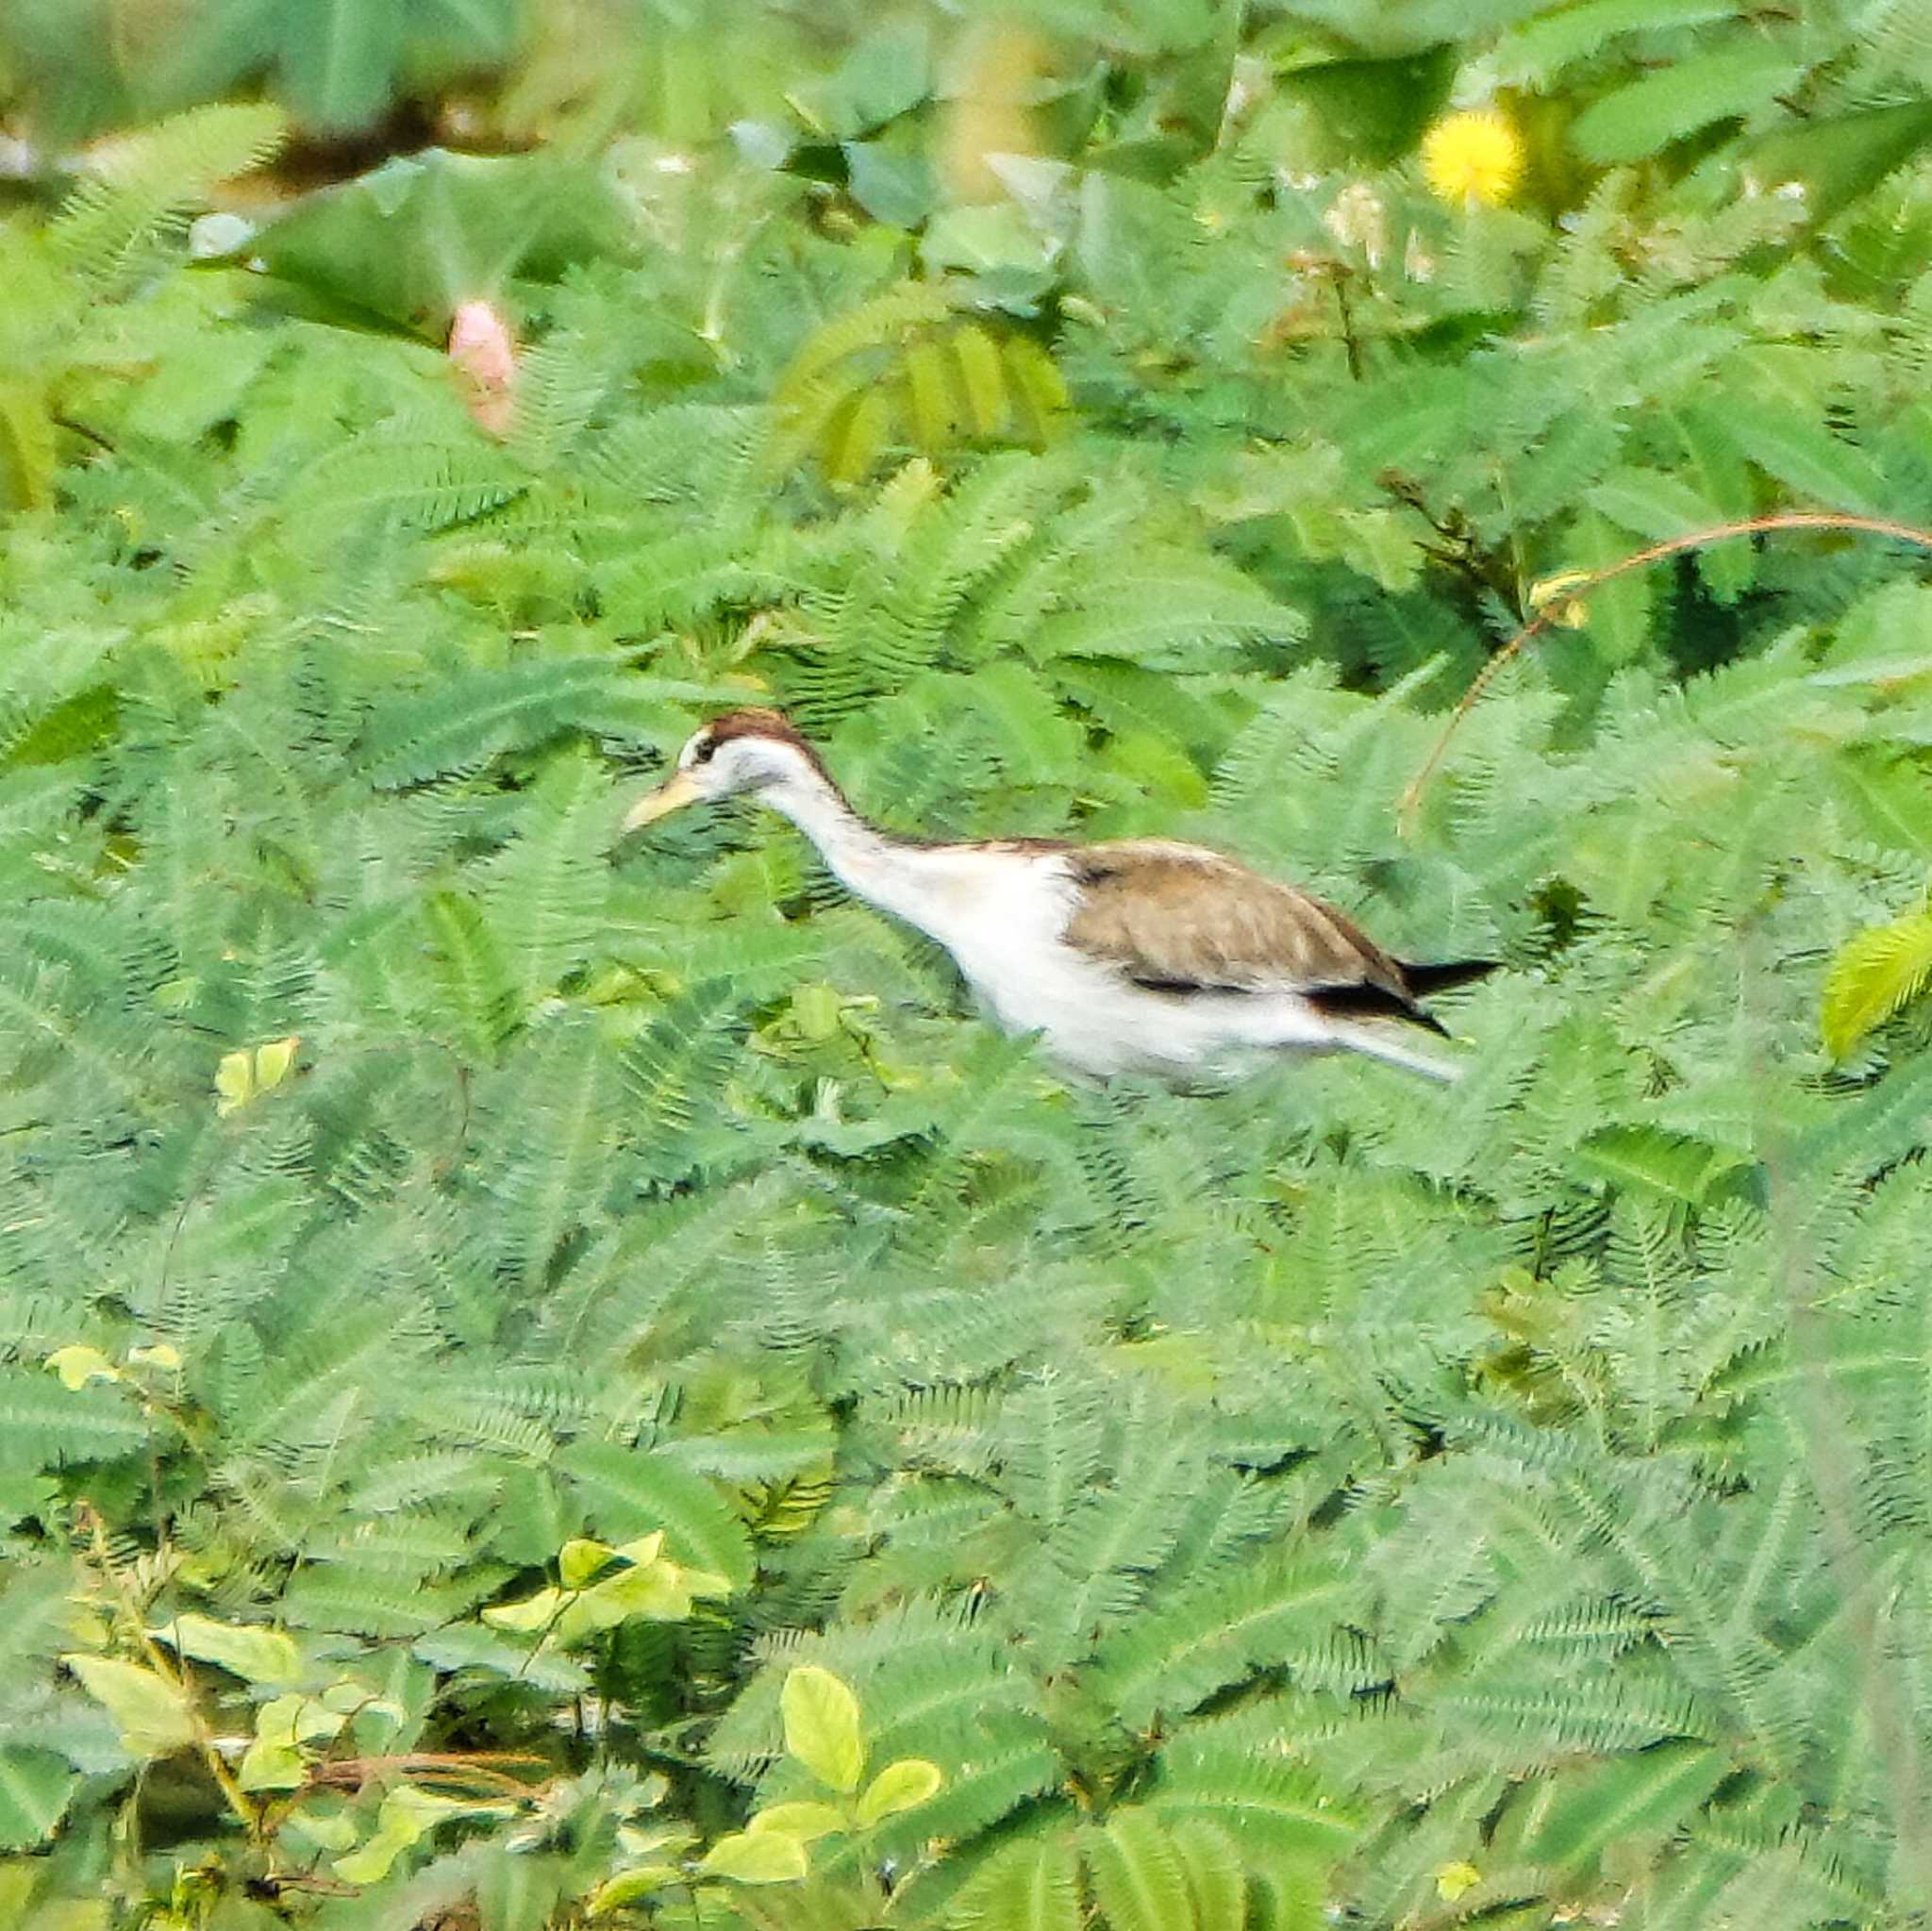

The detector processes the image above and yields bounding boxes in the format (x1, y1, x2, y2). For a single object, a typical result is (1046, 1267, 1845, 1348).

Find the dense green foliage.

(8, 3, 1932, 1926)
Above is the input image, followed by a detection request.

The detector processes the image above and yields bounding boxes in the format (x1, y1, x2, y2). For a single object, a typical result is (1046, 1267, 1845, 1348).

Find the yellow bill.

(620, 768, 703, 833)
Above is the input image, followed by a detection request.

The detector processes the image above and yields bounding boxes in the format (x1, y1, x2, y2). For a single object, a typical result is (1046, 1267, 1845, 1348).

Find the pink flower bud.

(449, 298, 516, 437)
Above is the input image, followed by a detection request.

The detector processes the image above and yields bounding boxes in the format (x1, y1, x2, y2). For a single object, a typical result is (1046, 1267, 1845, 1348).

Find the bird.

(620, 709, 1497, 1084)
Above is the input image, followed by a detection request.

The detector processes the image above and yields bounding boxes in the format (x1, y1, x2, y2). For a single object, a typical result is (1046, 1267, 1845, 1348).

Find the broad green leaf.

(0, 1749, 78, 1850)
(781, 1666, 864, 1794)
(333, 1786, 496, 1886)
(554, 1558, 697, 1642)
(278, 0, 402, 134)
(1572, 508, 1652, 663)
(148, 1612, 303, 1686)
(475, 1846, 564, 1931)
(1746, 100, 1932, 222)
(699, 1829, 809, 1883)
(238, 1693, 348, 1792)
(855, 1757, 941, 1827)
(0, 378, 56, 513)
(590, 1865, 687, 1913)
(1496, 1, 1735, 85)
(61, 1655, 196, 1759)
(1571, 43, 1800, 162)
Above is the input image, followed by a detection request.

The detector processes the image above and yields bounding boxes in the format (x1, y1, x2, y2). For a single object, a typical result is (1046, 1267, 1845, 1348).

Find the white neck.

(760, 772, 945, 931)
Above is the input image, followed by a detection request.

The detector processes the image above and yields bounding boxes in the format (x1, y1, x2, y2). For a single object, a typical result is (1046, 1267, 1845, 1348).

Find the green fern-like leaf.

(558, 1440, 754, 1589)
(1084, 1808, 1193, 1931)
(1821, 902, 1932, 1057)
(949, 1834, 1081, 1931)
(51, 103, 288, 290)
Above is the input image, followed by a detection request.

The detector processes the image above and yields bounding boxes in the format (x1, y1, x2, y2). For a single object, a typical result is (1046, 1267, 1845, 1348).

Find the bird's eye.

(691, 737, 718, 765)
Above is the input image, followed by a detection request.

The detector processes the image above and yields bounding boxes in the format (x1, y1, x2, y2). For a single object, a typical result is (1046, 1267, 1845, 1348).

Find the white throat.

(758, 773, 939, 928)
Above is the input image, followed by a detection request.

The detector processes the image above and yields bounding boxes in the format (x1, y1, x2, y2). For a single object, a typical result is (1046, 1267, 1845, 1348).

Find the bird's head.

(620, 709, 832, 833)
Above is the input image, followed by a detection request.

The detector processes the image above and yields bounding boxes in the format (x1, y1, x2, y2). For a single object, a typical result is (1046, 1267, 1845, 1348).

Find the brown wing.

(1061, 839, 1439, 1029)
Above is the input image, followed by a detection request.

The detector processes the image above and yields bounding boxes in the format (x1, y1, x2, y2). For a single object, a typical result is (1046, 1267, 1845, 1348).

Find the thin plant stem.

(1398, 509, 1932, 833)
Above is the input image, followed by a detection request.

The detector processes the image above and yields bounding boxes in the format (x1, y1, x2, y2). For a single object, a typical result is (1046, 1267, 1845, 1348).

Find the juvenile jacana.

(622, 709, 1495, 1083)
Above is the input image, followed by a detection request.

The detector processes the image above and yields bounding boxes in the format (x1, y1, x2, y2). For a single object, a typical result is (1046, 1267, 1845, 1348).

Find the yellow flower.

(1421, 109, 1524, 207)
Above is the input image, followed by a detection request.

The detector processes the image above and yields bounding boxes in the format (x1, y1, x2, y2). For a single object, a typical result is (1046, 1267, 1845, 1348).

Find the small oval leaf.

(856, 1756, 941, 1827)
(148, 1612, 303, 1686)
(748, 1800, 847, 1842)
(780, 1665, 864, 1793)
(699, 1829, 809, 1884)
(61, 1655, 196, 1759)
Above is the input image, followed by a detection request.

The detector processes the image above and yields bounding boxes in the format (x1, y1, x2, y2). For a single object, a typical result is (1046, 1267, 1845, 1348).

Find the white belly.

(818, 833, 1457, 1084)
(859, 845, 1331, 1080)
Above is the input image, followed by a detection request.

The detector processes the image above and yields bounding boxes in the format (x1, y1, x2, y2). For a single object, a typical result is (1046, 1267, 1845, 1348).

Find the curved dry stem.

(1396, 510, 1932, 835)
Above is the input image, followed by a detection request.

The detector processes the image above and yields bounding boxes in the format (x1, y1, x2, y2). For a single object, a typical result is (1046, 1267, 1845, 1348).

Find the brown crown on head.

(697, 708, 834, 782)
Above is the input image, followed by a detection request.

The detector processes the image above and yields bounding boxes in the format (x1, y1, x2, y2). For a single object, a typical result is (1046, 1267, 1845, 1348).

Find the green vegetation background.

(8, 2, 1932, 1926)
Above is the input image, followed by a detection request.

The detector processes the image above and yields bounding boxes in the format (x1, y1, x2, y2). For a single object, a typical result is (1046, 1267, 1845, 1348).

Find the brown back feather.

(1062, 841, 1417, 1006)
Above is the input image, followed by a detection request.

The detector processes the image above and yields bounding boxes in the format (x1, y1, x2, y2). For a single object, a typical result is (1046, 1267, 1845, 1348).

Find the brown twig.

(1333, 271, 1363, 383)
(305, 1751, 550, 1797)
(1397, 509, 1932, 833)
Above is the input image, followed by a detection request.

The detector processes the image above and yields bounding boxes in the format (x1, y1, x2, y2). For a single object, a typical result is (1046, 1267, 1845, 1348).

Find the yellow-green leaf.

(1000, 334, 1069, 444)
(1437, 1860, 1482, 1901)
(790, 982, 843, 1041)
(282, 1805, 359, 1850)
(254, 1035, 299, 1090)
(780, 1665, 864, 1793)
(904, 338, 961, 452)
(951, 322, 1008, 438)
(699, 1828, 809, 1883)
(237, 1692, 346, 1790)
(332, 1785, 493, 1886)
(61, 1656, 196, 1758)
(558, 1537, 617, 1590)
(214, 1049, 254, 1115)
(590, 1865, 686, 1913)
(1085, 1807, 1191, 1931)
(555, 1557, 698, 1642)
(483, 1587, 565, 1633)
(0, 376, 57, 513)
(45, 1346, 121, 1390)
(825, 384, 891, 487)
(1169, 1817, 1246, 1931)
(855, 1756, 941, 1827)
(126, 1343, 182, 1372)
(748, 1801, 847, 1843)
(1822, 906, 1932, 1058)
(149, 1612, 303, 1686)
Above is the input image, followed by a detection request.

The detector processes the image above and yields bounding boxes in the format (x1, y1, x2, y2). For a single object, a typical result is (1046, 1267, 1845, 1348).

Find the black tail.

(1303, 958, 1501, 1040)
(1400, 957, 1502, 998)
